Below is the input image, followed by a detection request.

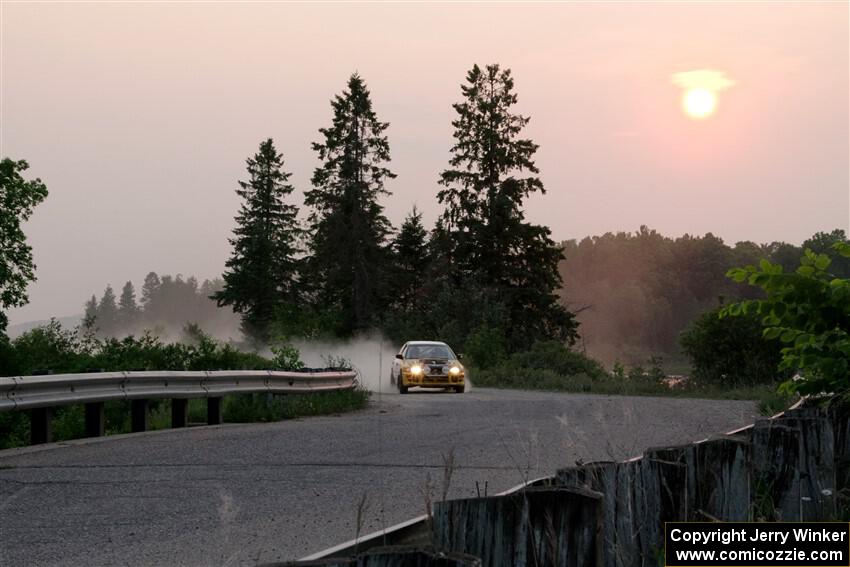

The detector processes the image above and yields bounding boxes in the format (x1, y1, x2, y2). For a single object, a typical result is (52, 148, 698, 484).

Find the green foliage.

(214, 139, 302, 343)
(435, 64, 577, 352)
(472, 341, 608, 391)
(723, 241, 850, 396)
(0, 410, 29, 449)
(464, 325, 508, 369)
(270, 342, 304, 370)
(4, 320, 269, 376)
(390, 206, 430, 307)
(0, 158, 48, 326)
(680, 306, 787, 387)
(305, 73, 396, 335)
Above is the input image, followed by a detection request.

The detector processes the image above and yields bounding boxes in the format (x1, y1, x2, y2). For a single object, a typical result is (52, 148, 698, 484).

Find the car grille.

(422, 359, 449, 376)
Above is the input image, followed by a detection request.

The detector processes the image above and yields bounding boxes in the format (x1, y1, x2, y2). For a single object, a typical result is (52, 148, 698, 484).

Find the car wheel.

(454, 386, 464, 394)
(398, 372, 408, 394)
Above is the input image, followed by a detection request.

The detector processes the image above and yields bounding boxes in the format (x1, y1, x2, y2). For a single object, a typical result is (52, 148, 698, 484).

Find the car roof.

(405, 341, 449, 346)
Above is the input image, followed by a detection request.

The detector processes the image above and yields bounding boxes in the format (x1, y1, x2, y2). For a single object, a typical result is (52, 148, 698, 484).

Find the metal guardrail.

(0, 370, 358, 445)
(0, 370, 357, 412)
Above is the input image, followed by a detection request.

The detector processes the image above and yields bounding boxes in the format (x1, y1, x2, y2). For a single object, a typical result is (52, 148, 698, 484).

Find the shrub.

(680, 306, 787, 388)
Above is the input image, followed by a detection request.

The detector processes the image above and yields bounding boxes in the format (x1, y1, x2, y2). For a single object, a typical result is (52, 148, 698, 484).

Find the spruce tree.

(82, 294, 98, 332)
(141, 272, 160, 308)
(437, 64, 578, 349)
(97, 285, 118, 336)
(214, 138, 301, 342)
(305, 74, 396, 334)
(391, 206, 430, 306)
(117, 281, 139, 330)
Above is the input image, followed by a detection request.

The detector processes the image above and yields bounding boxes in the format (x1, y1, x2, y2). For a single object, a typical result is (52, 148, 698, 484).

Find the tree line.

(82, 273, 236, 339)
(211, 65, 575, 354)
(560, 227, 849, 366)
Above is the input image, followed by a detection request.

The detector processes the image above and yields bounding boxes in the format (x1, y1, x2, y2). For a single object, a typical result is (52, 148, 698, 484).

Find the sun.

(683, 88, 717, 120)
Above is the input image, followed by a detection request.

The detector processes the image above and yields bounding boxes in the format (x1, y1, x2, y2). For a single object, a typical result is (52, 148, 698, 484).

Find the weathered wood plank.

(829, 403, 850, 519)
(750, 418, 801, 521)
(432, 488, 601, 567)
(784, 407, 836, 520)
(639, 446, 690, 566)
(692, 436, 750, 521)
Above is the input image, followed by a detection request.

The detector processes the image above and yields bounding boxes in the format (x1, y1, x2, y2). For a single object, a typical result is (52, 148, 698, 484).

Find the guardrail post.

(30, 407, 52, 445)
(207, 397, 222, 425)
(172, 399, 188, 428)
(84, 402, 105, 437)
(131, 399, 149, 432)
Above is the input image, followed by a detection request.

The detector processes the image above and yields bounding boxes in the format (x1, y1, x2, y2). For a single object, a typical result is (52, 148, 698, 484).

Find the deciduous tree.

(0, 158, 48, 334)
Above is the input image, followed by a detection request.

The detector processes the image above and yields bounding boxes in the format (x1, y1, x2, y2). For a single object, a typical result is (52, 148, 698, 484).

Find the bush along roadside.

(469, 340, 795, 414)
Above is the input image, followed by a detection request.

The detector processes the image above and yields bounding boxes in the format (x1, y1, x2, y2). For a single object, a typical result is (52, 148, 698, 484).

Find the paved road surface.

(0, 388, 758, 566)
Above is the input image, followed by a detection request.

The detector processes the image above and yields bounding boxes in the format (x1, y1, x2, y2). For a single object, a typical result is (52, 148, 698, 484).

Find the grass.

(470, 365, 797, 416)
(0, 387, 371, 450)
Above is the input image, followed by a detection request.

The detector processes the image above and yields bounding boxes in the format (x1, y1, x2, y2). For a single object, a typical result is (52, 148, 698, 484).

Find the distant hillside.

(7, 314, 83, 339)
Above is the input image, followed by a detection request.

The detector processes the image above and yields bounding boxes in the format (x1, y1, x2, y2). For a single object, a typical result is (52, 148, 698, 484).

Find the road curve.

(0, 388, 758, 566)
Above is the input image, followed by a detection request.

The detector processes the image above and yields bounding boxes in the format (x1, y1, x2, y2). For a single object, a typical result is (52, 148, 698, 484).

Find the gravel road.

(0, 388, 758, 566)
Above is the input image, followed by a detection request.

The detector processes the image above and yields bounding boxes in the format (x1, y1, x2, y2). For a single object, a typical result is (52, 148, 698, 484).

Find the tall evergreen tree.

(82, 294, 98, 331)
(141, 272, 160, 308)
(117, 281, 139, 330)
(305, 73, 396, 334)
(97, 285, 118, 336)
(437, 64, 578, 349)
(391, 206, 430, 306)
(213, 138, 301, 342)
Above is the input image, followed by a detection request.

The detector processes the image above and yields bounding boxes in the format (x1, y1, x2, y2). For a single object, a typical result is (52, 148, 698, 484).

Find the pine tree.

(140, 272, 160, 313)
(82, 294, 98, 331)
(117, 281, 139, 330)
(213, 138, 301, 342)
(391, 206, 430, 306)
(305, 73, 396, 334)
(97, 285, 118, 336)
(437, 64, 578, 349)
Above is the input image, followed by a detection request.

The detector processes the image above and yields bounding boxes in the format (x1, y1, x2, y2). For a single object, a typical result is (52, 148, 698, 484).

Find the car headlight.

(410, 365, 423, 375)
(449, 366, 461, 375)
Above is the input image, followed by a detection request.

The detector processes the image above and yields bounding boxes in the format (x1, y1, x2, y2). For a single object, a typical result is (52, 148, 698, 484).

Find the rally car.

(391, 341, 465, 394)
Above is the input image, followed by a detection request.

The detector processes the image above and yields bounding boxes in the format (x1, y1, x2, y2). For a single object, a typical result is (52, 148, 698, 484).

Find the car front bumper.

(401, 375, 465, 387)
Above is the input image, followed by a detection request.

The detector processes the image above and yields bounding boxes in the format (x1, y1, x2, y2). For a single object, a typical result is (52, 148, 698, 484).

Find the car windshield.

(406, 344, 454, 359)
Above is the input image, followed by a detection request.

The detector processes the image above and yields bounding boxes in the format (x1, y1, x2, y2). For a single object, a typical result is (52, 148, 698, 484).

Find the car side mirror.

(457, 353, 464, 360)
(395, 353, 403, 360)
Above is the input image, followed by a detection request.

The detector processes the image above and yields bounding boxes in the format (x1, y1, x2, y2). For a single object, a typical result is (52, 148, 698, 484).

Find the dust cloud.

(291, 333, 400, 394)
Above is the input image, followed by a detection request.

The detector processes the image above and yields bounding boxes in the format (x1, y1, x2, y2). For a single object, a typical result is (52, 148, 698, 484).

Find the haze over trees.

(83, 273, 237, 340)
(560, 227, 850, 366)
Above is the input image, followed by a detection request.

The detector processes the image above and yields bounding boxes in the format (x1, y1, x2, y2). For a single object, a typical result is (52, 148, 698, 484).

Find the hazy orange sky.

(2, 1, 848, 324)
